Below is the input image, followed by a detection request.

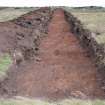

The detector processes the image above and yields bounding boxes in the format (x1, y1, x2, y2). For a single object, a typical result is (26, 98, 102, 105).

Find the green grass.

(71, 12, 105, 34)
(0, 98, 105, 105)
(0, 7, 37, 22)
(0, 54, 12, 77)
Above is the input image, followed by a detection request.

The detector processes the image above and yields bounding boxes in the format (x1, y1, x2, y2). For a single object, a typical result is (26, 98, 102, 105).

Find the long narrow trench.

(14, 9, 104, 99)
(0, 8, 105, 100)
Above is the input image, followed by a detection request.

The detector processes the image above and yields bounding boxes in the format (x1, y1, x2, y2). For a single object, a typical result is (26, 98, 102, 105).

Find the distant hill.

(72, 6, 105, 12)
(72, 6, 104, 9)
(0, 7, 7, 10)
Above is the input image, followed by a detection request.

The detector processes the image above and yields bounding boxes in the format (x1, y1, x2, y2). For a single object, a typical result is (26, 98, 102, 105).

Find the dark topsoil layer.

(0, 8, 105, 100)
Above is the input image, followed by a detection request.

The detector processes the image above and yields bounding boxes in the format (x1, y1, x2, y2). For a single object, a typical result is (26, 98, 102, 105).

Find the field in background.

(72, 12, 105, 44)
(64, 6, 105, 44)
(0, 7, 37, 22)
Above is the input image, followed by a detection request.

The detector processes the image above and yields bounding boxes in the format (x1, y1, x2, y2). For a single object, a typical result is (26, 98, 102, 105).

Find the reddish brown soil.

(0, 8, 105, 100)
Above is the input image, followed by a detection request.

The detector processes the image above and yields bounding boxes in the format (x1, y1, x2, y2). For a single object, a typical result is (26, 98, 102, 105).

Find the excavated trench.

(0, 8, 105, 100)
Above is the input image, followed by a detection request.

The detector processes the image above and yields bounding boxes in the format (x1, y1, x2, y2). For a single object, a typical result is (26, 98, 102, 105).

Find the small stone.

(35, 57, 41, 62)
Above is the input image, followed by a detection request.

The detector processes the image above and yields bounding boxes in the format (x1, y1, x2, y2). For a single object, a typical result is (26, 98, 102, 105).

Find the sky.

(0, 0, 105, 7)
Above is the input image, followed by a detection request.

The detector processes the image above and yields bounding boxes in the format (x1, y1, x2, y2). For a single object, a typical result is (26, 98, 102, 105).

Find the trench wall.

(64, 10, 105, 71)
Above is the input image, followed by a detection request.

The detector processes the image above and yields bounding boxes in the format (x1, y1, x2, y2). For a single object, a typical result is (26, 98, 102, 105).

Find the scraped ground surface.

(0, 8, 105, 100)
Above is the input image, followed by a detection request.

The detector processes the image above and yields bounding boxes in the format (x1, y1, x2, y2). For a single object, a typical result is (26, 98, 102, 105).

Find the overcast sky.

(0, 0, 105, 7)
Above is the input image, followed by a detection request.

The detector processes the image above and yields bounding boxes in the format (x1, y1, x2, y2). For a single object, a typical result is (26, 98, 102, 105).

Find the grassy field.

(70, 9, 105, 44)
(63, 6, 105, 44)
(72, 12, 105, 44)
(0, 98, 105, 105)
(0, 7, 37, 22)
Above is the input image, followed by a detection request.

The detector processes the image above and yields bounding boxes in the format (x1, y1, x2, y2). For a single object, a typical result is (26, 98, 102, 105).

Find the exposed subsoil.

(0, 8, 105, 100)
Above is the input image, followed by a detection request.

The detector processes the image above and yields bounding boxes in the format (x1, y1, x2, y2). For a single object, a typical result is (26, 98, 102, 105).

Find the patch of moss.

(0, 54, 12, 77)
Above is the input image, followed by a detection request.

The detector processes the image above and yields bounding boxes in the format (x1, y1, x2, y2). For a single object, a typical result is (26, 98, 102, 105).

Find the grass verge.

(0, 98, 105, 105)
(0, 54, 12, 77)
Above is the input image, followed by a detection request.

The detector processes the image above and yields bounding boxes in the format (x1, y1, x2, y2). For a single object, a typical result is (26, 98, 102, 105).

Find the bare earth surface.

(0, 8, 105, 100)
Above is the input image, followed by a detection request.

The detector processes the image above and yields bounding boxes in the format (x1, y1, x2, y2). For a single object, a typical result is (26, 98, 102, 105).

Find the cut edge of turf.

(0, 97, 105, 105)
